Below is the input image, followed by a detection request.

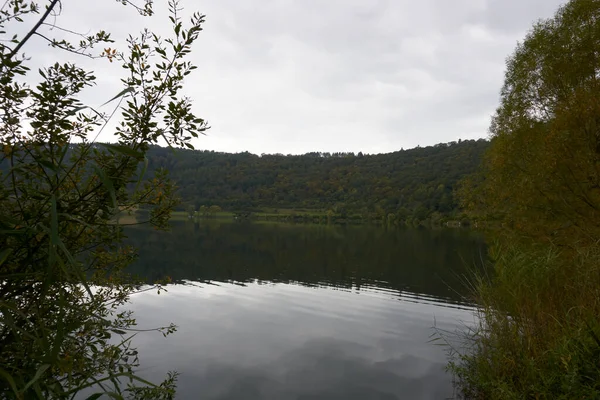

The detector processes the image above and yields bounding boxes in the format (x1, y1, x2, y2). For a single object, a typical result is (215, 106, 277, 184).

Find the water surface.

(124, 222, 484, 399)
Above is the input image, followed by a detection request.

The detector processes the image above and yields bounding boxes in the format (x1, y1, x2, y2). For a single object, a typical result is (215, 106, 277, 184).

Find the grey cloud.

(482, 0, 567, 33)
(13, 0, 567, 154)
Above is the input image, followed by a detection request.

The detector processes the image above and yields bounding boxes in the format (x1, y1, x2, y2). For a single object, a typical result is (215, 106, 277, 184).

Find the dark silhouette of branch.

(42, 21, 91, 37)
(33, 31, 96, 58)
(8, 0, 61, 59)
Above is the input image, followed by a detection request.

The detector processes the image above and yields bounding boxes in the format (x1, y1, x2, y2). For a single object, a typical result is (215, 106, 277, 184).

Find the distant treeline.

(145, 139, 489, 224)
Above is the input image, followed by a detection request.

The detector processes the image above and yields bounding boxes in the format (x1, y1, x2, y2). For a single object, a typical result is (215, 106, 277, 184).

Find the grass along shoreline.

(447, 240, 600, 399)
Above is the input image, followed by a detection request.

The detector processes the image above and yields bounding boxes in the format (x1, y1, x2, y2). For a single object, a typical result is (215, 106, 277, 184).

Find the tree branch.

(8, 0, 61, 59)
(33, 31, 96, 58)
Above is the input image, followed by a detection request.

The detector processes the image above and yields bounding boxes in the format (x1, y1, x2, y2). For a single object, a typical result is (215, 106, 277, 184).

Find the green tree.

(386, 213, 396, 226)
(208, 205, 221, 216)
(0, 0, 207, 398)
(186, 205, 196, 218)
(142, 139, 489, 220)
(472, 0, 600, 245)
(198, 205, 207, 217)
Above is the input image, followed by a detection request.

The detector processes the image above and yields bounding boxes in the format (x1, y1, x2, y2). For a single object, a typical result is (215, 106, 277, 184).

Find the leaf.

(135, 156, 149, 192)
(92, 165, 117, 209)
(0, 367, 19, 396)
(38, 159, 58, 172)
(48, 196, 59, 269)
(100, 87, 134, 107)
(55, 239, 94, 298)
(0, 248, 12, 266)
(22, 364, 50, 393)
(65, 105, 89, 117)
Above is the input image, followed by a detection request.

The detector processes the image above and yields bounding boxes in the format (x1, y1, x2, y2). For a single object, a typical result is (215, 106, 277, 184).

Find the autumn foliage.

(473, 0, 600, 246)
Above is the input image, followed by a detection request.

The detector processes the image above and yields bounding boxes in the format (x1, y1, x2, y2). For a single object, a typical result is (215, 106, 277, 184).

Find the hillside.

(146, 139, 489, 223)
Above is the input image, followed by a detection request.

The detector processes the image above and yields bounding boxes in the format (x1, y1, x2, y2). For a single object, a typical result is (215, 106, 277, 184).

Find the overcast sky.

(20, 0, 565, 155)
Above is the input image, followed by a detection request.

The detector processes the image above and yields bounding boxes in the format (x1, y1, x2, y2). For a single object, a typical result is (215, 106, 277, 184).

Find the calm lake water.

(123, 221, 485, 400)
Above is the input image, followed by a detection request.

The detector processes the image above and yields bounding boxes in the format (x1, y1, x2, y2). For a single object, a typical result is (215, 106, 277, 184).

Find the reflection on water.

(126, 221, 485, 305)
(123, 222, 485, 399)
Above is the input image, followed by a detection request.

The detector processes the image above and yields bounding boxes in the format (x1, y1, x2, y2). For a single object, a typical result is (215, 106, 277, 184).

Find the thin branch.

(42, 21, 90, 37)
(33, 31, 96, 59)
(8, 0, 61, 59)
(0, 10, 30, 25)
(121, 0, 153, 16)
(0, 0, 10, 13)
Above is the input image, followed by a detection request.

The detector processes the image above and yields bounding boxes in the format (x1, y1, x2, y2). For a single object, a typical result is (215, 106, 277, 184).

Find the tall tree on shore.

(471, 0, 600, 245)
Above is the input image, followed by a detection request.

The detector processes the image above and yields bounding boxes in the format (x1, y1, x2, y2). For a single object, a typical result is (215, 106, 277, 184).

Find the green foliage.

(0, 0, 206, 398)
(467, 0, 600, 246)
(452, 1, 600, 398)
(144, 139, 489, 224)
(449, 242, 600, 399)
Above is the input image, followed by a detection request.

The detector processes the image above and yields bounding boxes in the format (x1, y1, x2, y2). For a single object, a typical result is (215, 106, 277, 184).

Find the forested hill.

(146, 139, 489, 222)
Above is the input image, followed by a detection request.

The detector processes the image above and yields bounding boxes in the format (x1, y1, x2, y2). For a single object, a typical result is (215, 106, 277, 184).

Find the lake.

(123, 221, 485, 400)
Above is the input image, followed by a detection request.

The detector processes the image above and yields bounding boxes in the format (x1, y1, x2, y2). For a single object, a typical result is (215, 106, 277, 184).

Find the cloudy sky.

(18, 0, 565, 154)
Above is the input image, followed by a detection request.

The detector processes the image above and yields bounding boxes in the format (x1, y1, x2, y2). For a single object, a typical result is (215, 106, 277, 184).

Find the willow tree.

(476, 0, 600, 246)
(0, 0, 207, 398)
